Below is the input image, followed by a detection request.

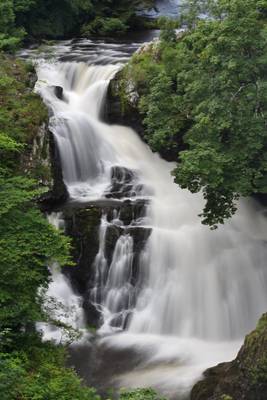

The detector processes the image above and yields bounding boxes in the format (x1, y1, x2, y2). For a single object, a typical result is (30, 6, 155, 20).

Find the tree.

(0, 0, 25, 51)
(131, 0, 267, 226)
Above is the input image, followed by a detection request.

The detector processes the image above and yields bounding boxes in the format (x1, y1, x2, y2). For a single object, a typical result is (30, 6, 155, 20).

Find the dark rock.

(105, 165, 137, 199)
(54, 85, 64, 100)
(68, 337, 147, 397)
(63, 206, 102, 326)
(83, 297, 101, 327)
(39, 131, 68, 211)
(105, 69, 145, 139)
(63, 207, 102, 294)
(253, 193, 267, 208)
(105, 224, 124, 265)
(191, 314, 267, 400)
(128, 226, 151, 285)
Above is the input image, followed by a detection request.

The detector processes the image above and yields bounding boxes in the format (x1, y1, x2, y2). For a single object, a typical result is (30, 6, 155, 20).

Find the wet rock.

(21, 122, 51, 186)
(61, 198, 151, 327)
(39, 131, 68, 211)
(127, 226, 151, 253)
(105, 224, 124, 265)
(68, 338, 147, 397)
(253, 193, 267, 207)
(63, 206, 103, 326)
(105, 69, 145, 138)
(54, 85, 64, 100)
(191, 314, 267, 400)
(63, 207, 102, 293)
(105, 165, 137, 199)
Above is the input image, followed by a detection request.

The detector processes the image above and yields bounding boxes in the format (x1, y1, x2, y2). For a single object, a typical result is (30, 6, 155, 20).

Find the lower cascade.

(34, 41, 267, 398)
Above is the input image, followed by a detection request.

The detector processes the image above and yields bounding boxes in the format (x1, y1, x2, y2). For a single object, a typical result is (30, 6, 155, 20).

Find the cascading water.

(90, 213, 136, 333)
(31, 38, 267, 398)
(37, 212, 88, 344)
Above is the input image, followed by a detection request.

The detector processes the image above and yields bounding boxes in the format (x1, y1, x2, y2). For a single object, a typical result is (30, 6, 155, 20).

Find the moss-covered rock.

(106, 39, 161, 134)
(191, 314, 267, 400)
(0, 53, 68, 208)
(106, 67, 145, 137)
(0, 54, 47, 159)
(105, 39, 182, 161)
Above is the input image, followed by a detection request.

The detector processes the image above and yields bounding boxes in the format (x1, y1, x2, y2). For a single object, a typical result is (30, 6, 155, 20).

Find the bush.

(82, 17, 128, 36)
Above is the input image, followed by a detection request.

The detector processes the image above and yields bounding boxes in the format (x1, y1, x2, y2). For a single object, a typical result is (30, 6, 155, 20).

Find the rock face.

(106, 69, 145, 138)
(191, 314, 267, 400)
(38, 128, 68, 212)
(63, 206, 103, 326)
(47, 130, 69, 205)
(62, 199, 151, 327)
(20, 115, 68, 210)
(21, 122, 51, 185)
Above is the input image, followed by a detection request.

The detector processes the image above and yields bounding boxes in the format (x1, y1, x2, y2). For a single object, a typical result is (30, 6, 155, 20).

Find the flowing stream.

(25, 36, 267, 398)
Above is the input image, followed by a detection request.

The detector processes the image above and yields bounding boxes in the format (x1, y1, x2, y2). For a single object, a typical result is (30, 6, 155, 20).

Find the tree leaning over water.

(122, 0, 267, 226)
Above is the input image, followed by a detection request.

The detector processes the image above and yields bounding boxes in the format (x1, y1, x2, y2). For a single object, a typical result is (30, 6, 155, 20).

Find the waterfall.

(37, 212, 89, 344)
(34, 41, 267, 398)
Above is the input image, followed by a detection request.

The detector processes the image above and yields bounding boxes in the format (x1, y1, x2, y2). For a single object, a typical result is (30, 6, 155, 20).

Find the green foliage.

(251, 356, 267, 384)
(159, 17, 178, 43)
(245, 314, 267, 387)
(0, 0, 26, 51)
(119, 388, 166, 400)
(0, 345, 101, 400)
(0, 132, 22, 152)
(16, 0, 94, 38)
(220, 396, 233, 400)
(0, 54, 47, 171)
(0, 0, 155, 43)
(0, 352, 26, 400)
(0, 0, 15, 35)
(0, 205, 71, 343)
(81, 0, 155, 37)
(82, 17, 128, 37)
(0, 51, 95, 400)
(140, 71, 185, 153)
(125, 0, 267, 226)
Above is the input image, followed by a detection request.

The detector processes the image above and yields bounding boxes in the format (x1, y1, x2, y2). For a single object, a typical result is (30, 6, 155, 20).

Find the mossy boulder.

(106, 68, 145, 137)
(191, 314, 267, 400)
(105, 40, 183, 162)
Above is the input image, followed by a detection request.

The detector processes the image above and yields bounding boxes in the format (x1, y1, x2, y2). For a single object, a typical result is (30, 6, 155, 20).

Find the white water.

(34, 44, 267, 398)
(141, 0, 180, 18)
(37, 212, 89, 344)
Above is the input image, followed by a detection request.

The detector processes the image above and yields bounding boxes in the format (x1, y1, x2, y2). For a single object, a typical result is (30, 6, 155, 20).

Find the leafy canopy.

(124, 0, 267, 226)
(0, 0, 155, 49)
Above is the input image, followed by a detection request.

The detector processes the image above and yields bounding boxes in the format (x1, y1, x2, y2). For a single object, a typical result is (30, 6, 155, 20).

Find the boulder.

(191, 314, 267, 400)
